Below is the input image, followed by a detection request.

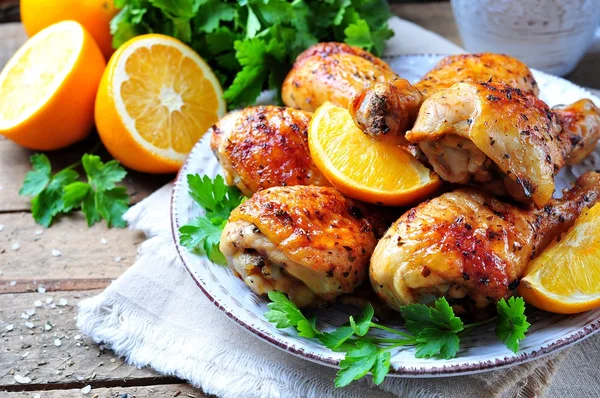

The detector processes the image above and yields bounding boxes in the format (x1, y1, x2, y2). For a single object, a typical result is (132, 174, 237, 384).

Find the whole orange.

(20, 0, 118, 60)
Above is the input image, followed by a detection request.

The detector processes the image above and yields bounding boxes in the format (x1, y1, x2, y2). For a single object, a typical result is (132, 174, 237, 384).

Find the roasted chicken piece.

(406, 82, 600, 207)
(350, 53, 538, 142)
(370, 172, 600, 314)
(281, 42, 398, 112)
(210, 106, 328, 196)
(221, 186, 379, 307)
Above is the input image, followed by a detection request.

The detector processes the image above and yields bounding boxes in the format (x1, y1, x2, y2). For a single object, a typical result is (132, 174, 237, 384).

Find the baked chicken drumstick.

(370, 171, 600, 314)
(220, 186, 379, 307)
(349, 53, 538, 141)
(406, 82, 600, 206)
(281, 42, 399, 112)
(210, 105, 328, 196)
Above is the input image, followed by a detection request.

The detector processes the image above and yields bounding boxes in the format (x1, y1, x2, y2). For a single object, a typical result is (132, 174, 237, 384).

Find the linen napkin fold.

(77, 16, 599, 398)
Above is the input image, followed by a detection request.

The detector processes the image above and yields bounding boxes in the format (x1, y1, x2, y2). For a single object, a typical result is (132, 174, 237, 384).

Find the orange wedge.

(519, 203, 600, 314)
(308, 102, 441, 206)
(95, 34, 226, 174)
(0, 20, 105, 150)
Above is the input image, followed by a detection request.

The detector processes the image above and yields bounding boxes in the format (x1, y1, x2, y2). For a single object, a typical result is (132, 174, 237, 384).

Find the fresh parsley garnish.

(20, 154, 129, 227)
(179, 174, 244, 264)
(496, 297, 531, 353)
(110, 0, 394, 108)
(264, 292, 531, 387)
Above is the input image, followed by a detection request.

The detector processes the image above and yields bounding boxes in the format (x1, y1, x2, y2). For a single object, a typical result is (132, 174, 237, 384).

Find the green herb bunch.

(20, 154, 130, 228)
(266, 291, 531, 387)
(110, 0, 394, 108)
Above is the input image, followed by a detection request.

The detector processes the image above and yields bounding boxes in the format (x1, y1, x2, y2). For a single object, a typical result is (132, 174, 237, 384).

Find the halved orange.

(308, 102, 441, 206)
(519, 203, 600, 314)
(95, 34, 226, 174)
(0, 20, 105, 150)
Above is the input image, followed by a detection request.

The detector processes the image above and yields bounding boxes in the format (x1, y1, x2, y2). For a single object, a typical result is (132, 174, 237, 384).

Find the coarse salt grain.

(26, 308, 35, 316)
(100, 238, 107, 244)
(58, 298, 68, 306)
(10, 281, 17, 286)
(51, 249, 62, 257)
(38, 286, 46, 293)
(13, 374, 31, 384)
(24, 322, 34, 329)
(81, 385, 92, 394)
(74, 334, 81, 340)
(20, 313, 30, 320)
(34, 230, 43, 235)
(44, 322, 52, 331)
(11, 243, 20, 251)
(0, 224, 4, 231)
(5, 324, 13, 331)
(114, 256, 122, 262)
(33, 394, 41, 398)
(34, 300, 42, 307)
(54, 338, 62, 347)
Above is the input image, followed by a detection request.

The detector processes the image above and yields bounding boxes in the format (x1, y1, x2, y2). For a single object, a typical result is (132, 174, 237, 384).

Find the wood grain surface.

(1, 1, 599, 396)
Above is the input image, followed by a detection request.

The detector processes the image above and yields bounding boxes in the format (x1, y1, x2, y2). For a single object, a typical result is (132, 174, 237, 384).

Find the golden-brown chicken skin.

(281, 42, 399, 112)
(370, 172, 600, 314)
(406, 82, 600, 207)
(349, 53, 538, 141)
(210, 106, 328, 196)
(554, 99, 600, 165)
(220, 186, 379, 307)
(415, 53, 539, 97)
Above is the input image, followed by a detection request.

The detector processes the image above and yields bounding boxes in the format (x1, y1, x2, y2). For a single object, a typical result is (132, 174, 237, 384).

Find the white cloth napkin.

(77, 17, 600, 398)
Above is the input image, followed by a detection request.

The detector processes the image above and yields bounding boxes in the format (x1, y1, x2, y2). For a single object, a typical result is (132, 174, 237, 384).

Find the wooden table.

(1, 2, 599, 397)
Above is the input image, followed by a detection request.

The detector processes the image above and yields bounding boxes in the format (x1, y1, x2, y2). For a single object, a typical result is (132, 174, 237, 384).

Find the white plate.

(171, 55, 600, 377)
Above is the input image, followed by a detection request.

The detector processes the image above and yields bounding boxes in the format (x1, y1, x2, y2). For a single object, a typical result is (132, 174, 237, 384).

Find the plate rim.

(170, 54, 600, 378)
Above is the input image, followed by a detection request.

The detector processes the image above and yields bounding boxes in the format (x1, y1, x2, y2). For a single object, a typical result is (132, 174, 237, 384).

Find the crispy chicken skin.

(349, 53, 538, 142)
(281, 42, 398, 112)
(370, 172, 600, 313)
(414, 53, 538, 98)
(220, 186, 379, 307)
(554, 99, 600, 165)
(210, 106, 327, 196)
(406, 82, 600, 207)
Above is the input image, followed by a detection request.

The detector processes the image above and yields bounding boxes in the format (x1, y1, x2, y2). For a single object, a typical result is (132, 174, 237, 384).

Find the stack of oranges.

(0, 0, 225, 173)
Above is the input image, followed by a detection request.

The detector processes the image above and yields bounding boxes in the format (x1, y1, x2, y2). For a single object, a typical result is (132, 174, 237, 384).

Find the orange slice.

(308, 102, 441, 206)
(95, 34, 226, 174)
(519, 203, 600, 314)
(0, 20, 105, 150)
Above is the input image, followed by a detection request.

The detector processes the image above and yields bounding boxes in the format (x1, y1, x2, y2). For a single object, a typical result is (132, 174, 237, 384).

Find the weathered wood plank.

(2, 384, 206, 397)
(0, 212, 145, 292)
(0, 22, 26, 68)
(0, 290, 180, 390)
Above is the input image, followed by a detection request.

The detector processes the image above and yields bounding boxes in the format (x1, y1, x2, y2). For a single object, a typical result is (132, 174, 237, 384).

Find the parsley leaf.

(31, 168, 80, 227)
(20, 154, 80, 227)
(21, 153, 130, 228)
(20, 154, 52, 197)
(496, 297, 531, 353)
(62, 155, 129, 228)
(179, 174, 244, 263)
(265, 291, 319, 338)
(349, 303, 374, 336)
(335, 341, 388, 388)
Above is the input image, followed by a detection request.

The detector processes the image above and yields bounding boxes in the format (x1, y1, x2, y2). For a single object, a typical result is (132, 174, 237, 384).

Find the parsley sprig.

(179, 174, 244, 263)
(265, 291, 531, 387)
(20, 154, 130, 227)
